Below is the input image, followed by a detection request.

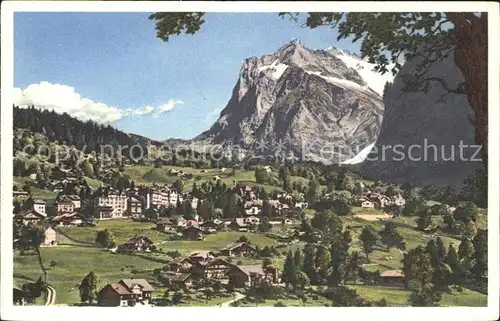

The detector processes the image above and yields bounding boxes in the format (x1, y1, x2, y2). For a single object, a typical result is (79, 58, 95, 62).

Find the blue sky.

(14, 12, 361, 140)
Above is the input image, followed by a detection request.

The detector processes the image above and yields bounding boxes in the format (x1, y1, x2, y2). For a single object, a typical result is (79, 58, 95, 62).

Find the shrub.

(49, 260, 57, 267)
(237, 260, 243, 265)
(274, 301, 287, 307)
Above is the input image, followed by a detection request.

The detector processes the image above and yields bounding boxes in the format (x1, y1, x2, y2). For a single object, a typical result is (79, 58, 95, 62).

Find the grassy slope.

(350, 285, 487, 307)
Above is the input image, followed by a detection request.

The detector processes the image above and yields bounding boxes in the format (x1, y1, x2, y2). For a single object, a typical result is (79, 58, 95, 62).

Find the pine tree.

(282, 250, 295, 286)
(359, 226, 378, 260)
(294, 249, 302, 271)
(458, 238, 473, 263)
(436, 237, 447, 262)
(302, 245, 317, 285)
(445, 243, 459, 269)
(79, 271, 98, 304)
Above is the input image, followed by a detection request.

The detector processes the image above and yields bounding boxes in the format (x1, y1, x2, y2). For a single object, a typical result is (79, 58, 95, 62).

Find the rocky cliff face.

(195, 40, 391, 164)
(360, 51, 482, 187)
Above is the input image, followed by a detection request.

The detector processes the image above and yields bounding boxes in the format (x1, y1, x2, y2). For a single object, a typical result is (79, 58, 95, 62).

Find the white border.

(1, 2, 499, 321)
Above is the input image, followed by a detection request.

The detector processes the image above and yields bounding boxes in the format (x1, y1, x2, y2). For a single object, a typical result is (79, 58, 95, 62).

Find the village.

(13, 160, 454, 307)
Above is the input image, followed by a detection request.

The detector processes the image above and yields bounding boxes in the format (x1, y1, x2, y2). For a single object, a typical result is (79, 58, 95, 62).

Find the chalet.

(56, 199, 75, 215)
(200, 220, 220, 233)
(245, 206, 261, 217)
(42, 226, 58, 246)
(25, 199, 46, 217)
(13, 210, 45, 225)
(277, 193, 295, 203)
(169, 256, 194, 273)
(66, 195, 81, 209)
(168, 273, 193, 289)
(156, 218, 176, 232)
(295, 202, 308, 210)
(51, 213, 86, 227)
(228, 218, 248, 232)
(119, 279, 154, 304)
(365, 193, 392, 208)
(188, 251, 216, 263)
(13, 190, 29, 199)
(96, 206, 114, 220)
(226, 265, 278, 288)
(127, 196, 143, 217)
(358, 198, 375, 208)
(182, 225, 205, 240)
(391, 194, 406, 207)
(244, 216, 260, 225)
(219, 242, 256, 257)
(97, 279, 154, 307)
(191, 258, 232, 280)
(118, 235, 155, 253)
(379, 270, 405, 286)
(50, 181, 65, 193)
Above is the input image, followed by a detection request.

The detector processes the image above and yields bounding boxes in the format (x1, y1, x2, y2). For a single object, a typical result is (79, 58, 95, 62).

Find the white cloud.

(13, 81, 183, 123)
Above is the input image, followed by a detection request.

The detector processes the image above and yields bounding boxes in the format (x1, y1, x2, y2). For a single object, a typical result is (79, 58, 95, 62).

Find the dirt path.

(44, 284, 56, 305)
(217, 292, 245, 307)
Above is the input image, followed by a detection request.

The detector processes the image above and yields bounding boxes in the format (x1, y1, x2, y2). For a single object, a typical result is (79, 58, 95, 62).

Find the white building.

(96, 193, 128, 218)
(33, 200, 46, 217)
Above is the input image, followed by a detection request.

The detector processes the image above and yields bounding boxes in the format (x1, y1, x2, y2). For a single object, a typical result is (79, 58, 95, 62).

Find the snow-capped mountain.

(195, 40, 394, 164)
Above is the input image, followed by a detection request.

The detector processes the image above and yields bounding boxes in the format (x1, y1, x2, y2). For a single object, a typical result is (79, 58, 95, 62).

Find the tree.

(436, 237, 447, 262)
(416, 210, 433, 231)
(402, 246, 434, 288)
(297, 272, 310, 291)
(471, 229, 487, 280)
(458, 238, 473, 263)
(282, 250, 295, 287)
(344, 251, 363, 284)
(258, 217, 272, 233)
(79, 271, 98, 304)
(306, 178, 321, 203)
(407, 284, 442, 307)
(359, 226, 378, 259)
(311, 210, 343, 243)
(203, 287, 214, 302)
(324, 286, 367, 307)
(379, 221, 406, 252)
(445, 243, 459, 269)
(17, 223, 48, 282)
(302, 245, 317, 284)
(95, 229, 115, 249)
(314, 245, 331, 281)
(294, 248, 302, 271)
(453, 202, 479, 224)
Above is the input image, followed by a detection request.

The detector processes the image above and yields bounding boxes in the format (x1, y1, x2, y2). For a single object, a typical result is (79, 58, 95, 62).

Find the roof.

(380, 270, 404, 278)
(119, 279, 154, 292)
(183, 225, 203, 232)
(233, 265, 264, 277)
(14, 210, 45, 219)
(52, 213, 84, 221)
(169, 273, 191, 282)
(98, 206, 114, 212)
(57, 199, 74, 205)
(124, 235, 154, 245)
(67, 195, 81, 200)
(189, 251, 214, 259)
(220, 242, 256, 251)
(34, 199, 46, 204)
(108, 283, 132, 295)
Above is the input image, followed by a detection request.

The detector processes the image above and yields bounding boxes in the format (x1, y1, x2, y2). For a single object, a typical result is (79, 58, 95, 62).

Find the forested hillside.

(13, 106, 147, 160)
